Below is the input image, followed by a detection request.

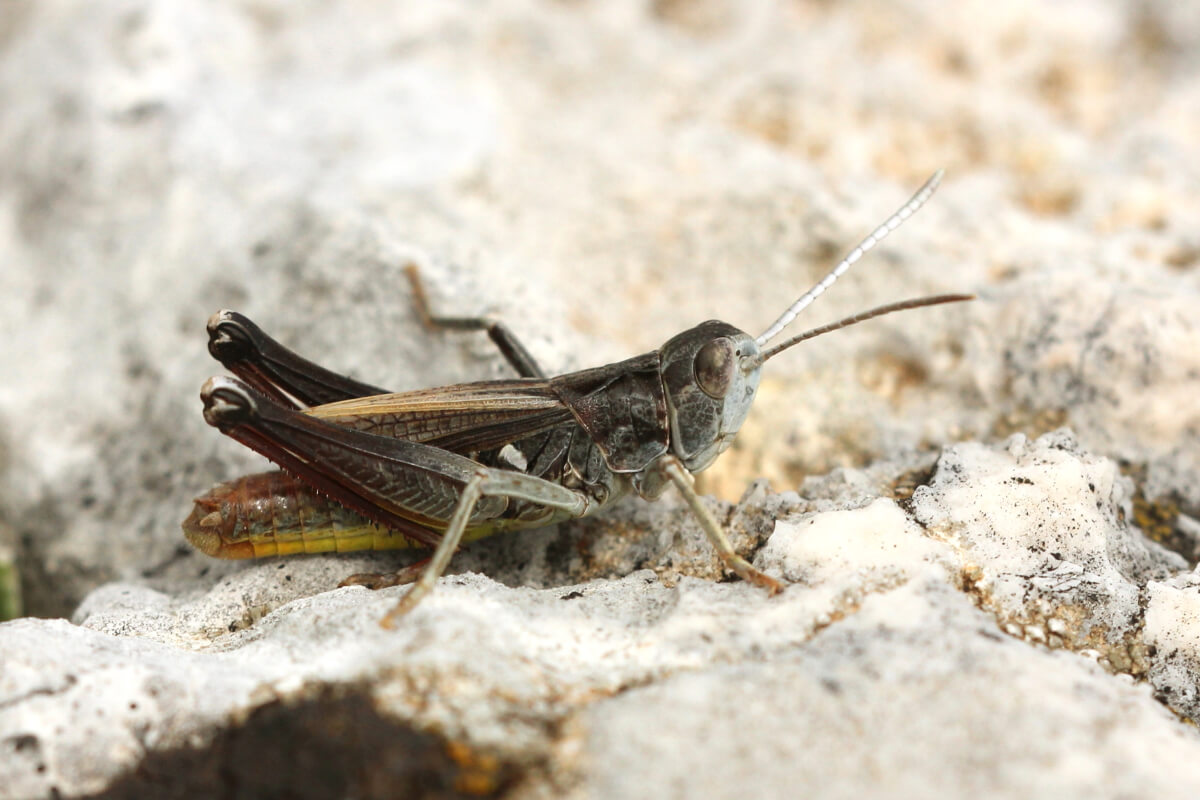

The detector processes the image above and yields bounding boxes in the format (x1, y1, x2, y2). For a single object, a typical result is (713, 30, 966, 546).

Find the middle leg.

(405, 264, 546, 379)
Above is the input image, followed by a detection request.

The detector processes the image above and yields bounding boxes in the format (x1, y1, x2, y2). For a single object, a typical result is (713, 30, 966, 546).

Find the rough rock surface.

(2, 1, 1200, 798)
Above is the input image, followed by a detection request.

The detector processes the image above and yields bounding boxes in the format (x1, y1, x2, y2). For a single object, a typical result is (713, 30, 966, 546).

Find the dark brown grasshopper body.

(185, 328, 748, 557)
(185, 172, 970, 626)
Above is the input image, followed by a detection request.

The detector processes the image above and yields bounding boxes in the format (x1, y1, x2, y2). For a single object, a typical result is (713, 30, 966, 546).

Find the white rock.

(3, 1, 1200, 797)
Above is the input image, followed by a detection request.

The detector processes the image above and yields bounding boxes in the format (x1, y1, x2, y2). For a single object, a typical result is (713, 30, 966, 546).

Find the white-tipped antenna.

(755, 170, 944, 346)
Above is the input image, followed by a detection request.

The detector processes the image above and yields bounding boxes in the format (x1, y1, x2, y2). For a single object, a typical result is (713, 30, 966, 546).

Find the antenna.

(755, 170, 944, 346)
(754, 294, 974, 365)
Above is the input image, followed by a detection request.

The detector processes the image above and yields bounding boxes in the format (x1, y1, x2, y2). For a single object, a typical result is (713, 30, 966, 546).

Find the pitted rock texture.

(3, 1, 1200, 798)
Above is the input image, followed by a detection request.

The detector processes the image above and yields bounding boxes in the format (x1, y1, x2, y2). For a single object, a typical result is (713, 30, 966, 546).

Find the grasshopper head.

(659, 321, 762, 473)
(654, 174, 971, 484)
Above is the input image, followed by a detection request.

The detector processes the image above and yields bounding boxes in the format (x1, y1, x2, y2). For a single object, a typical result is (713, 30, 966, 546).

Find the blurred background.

(1, 0, 1197, 619)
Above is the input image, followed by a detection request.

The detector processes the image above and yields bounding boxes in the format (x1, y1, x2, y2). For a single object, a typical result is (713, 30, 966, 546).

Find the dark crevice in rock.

(85, 686, 524, 800)
(0, 674, 78, 712)
(1122, 461, 1200, 568)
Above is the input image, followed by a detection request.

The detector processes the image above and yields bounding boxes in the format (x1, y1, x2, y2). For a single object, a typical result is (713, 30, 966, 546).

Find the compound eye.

(693, 337, 736, 399)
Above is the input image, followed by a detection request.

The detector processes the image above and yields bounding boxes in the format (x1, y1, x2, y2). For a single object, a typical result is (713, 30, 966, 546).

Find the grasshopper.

(184, 172, 970, 627)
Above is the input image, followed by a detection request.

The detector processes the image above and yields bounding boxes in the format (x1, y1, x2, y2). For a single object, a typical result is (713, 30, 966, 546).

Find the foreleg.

(657, 456, 783, 594)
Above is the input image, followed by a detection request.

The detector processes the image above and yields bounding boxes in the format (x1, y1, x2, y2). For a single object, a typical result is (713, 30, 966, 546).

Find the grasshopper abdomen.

(184, 471, 419, 559)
